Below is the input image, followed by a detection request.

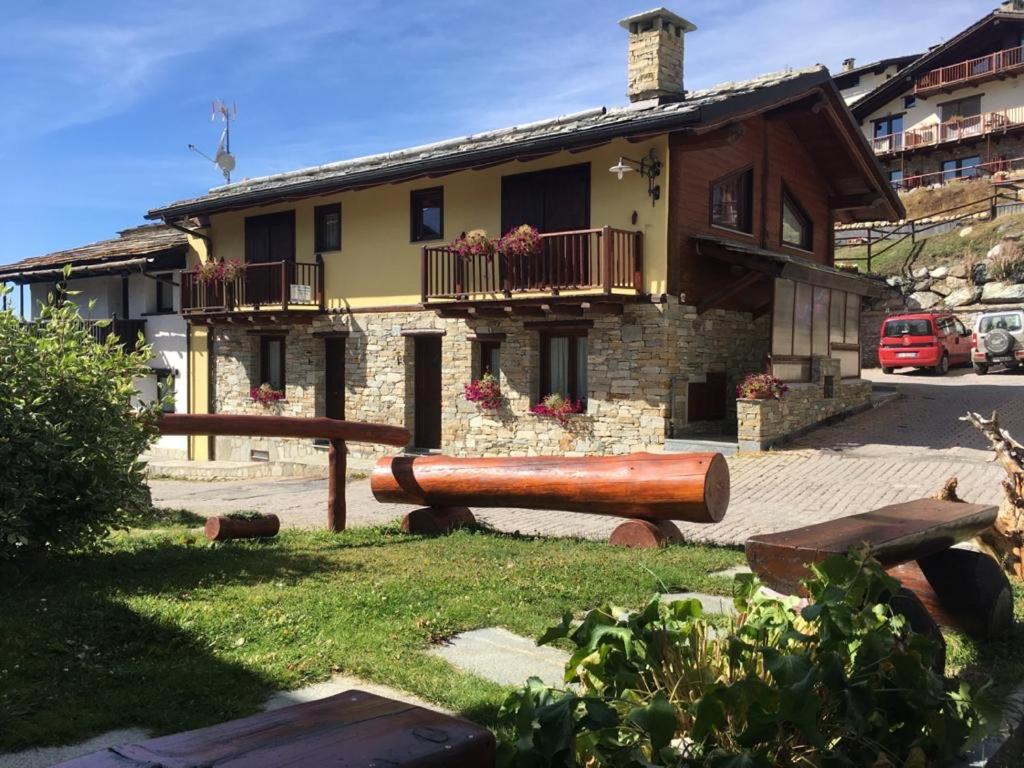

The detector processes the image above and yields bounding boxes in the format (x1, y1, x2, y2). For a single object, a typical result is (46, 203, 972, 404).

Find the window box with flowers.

(250, 382, 286, 407)
(463, 373, 504, 411)
(529, 393, 585, 427)
(194, 259, 244, 284)
(450, 224, 541, 264)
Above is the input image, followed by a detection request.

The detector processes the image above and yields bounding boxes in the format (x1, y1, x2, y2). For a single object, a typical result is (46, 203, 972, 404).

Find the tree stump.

(205, 514, 280, 542)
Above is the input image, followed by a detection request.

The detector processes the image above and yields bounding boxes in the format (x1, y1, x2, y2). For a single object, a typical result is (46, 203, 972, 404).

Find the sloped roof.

(148, 66, 888, 221)
(0, 224, 188, 282)
(832, 54, 924, 92)
(851, 8, 1024, 119)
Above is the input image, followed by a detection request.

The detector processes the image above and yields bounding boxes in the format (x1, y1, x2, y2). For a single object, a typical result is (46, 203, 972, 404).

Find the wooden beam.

(544, 304, 584, 317)
(697, 271, 763, 314)
(508, 305, 547, 318)
(434, 307, 472, 319)
(672, 123, 745, 152)
(581, 302, 625, 316)
(468, 306, 509, 319)
(829, 192, 882, 210)
(765, 93, 827, 120)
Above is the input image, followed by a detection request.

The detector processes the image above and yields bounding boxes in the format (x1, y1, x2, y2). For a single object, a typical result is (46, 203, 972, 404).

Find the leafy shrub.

(736, 372, 787, 400)
(0, 280, 161, 558)
(987, 241, 1024, 283)
(530, 393, 584, 426)
(497, 550, 993, 767)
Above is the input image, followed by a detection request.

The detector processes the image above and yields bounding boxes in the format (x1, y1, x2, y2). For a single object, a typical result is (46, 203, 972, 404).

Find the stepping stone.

(431, 627, 569, 689)
(709, 564, 752, 579)
(661, 592, 737, 617)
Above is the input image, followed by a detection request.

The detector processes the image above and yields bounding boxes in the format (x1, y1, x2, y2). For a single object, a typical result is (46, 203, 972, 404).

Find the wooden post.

(601, 225, 613, 294)
(316, 254, 326, 310)
(866, 228, 873, 273)
(633, 230, 644, 293)
(327, 438, 346, 532)
(281, 261, 289, 310)
(420, 248, 429, 303)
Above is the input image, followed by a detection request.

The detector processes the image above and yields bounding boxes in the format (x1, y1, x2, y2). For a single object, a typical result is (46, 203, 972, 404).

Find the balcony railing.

(421, 227, 644, 302)
(181, 261, 324, 316)
(870, 106, 1024, 155)
(915, 45, 1024, 94)
(81, 318, 147, 352)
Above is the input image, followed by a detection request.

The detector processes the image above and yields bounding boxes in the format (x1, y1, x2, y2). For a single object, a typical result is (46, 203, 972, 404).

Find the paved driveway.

(149, 367, 1024, 547)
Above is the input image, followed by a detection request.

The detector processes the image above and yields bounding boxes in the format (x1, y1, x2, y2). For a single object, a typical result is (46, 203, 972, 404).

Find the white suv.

(972, 310, 1024, 374)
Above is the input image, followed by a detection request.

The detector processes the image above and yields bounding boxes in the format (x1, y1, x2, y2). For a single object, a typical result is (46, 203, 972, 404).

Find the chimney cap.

(618, 7, 697, 33)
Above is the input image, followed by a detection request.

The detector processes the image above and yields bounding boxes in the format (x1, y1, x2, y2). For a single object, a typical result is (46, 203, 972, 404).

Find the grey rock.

(944, 286, 983, 307)
(431, 627, 569, 688)
(912, 266, 930, 279)
(929, 266, 949, 279)
(945, 275, 968, 289)
(909, 291, 942, 309)
(981, 282, 1024, 304)
(973, 263, 990, 285)
(949, 263, 968, 279)
(913, 279, 934, 292)
(931, 282, 952, 297)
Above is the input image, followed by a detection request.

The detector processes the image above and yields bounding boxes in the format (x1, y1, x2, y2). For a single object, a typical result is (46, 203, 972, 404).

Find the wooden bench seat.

(55, 690, 495, 767)
(746, 499, 1013, 658)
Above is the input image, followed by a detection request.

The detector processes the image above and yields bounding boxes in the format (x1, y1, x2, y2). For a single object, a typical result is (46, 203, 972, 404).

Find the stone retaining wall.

(737, 357, 872, 450)
(207, 300, 770, 461)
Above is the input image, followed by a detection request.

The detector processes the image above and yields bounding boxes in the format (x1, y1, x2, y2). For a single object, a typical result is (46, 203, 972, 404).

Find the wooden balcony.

(421, 227, 643, 304)
(870, 106, 1024, 156)
(181, 261, 324, 318)
(82, 318, 147, 352)
(915, 46, 1024, 95)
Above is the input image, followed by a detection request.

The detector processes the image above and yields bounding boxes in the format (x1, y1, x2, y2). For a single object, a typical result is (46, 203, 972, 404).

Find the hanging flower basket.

(194, 259, 244, 284)
(736, 373, 788, 401)
(250, 383, 286, 406)
(451, 230, 497, 262)
(498, 224, 541, 259)
(463, 373, 504, 410)
(529, 392, 584, 426)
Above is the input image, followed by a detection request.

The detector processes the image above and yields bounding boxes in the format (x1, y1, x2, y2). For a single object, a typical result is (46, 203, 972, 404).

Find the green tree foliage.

(498, 550, 995, 767)
(0, 275, 161, 558)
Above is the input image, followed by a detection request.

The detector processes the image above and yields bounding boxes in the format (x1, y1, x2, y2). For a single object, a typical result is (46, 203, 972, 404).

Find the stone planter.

(204, 513, 281, 541)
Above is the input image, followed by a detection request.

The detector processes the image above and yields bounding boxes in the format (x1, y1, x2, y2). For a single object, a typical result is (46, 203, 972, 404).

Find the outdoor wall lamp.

(609, 148, 662, 204)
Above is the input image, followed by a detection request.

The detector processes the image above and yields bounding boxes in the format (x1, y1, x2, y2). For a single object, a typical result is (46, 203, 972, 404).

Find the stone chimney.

(842, 57, 856, 72)
(619, 8, 697, 103)
(1002, 0, 1024, 11)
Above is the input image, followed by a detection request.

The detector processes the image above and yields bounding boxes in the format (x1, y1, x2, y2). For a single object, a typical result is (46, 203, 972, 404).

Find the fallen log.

(371, 452, 729, 544)
(205, 514, 280, 542)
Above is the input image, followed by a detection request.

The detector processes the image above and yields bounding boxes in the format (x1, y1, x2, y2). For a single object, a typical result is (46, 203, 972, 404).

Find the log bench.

(54, 690, 495, 767)
(746, 498, 1014, 669)
(371, 452, 730, 548)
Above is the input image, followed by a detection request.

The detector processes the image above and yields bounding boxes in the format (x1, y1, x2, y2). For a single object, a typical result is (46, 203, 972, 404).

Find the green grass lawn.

(0, 522, 743, 752)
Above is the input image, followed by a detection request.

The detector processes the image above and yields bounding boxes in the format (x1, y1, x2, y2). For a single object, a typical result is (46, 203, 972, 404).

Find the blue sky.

(0, 0, 993, 291)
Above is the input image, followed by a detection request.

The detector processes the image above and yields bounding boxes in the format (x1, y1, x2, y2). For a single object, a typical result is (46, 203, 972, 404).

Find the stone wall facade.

(207, 299, 770, 461)
(737, 357, 872, 451)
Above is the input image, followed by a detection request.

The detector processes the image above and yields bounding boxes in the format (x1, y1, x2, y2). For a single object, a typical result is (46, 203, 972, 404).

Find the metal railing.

(835, 187, 1021, 273)
(181, 260, 323, 315)
(421, 227, 643, 302)
(915, 45, 1024, 93)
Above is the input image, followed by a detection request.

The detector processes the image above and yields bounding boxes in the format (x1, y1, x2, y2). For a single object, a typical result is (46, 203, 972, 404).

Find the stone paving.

(149, 367, 1024, 547)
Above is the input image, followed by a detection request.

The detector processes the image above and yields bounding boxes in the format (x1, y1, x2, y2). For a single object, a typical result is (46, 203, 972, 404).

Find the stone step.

(663, 437, 738, 456)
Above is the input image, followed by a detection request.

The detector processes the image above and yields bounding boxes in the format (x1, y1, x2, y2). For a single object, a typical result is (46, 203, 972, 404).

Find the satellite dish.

(189, 100, 238, 183)
(216, 151, 236, 175)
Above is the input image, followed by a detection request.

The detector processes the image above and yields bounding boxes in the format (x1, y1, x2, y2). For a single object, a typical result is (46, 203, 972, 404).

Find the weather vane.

(189, 100, 237, 183)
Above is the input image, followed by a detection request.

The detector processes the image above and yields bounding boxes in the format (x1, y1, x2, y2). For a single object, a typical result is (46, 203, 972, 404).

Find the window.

(259, 336, 286, 390)
(314, 203, 341, 252)
(940, 95, 981, 123)
(154, 369, 176, 413)
(942, 155, 982, 182)
(904, 95, 916, 110)
(410, 187, 444, 242)
(155, 274, 174, 313)
(539, 331, 588, 403)
(781, 190, 813, 251)
(476, 340, 501, 379)
(873, 114, 903, 139)
(710, 167, 753, 233)
(887, 169, 904, 189)
(245, 210, 296, 263)
(772, 280, 861, 381)
(980, 313, 1024, 332)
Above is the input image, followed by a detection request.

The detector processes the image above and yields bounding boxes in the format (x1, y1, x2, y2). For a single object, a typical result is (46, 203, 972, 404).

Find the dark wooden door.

(244, 210, 295, 305)
(413, 336, 442, 450)
(687, 372, 728, 423)
(325, 337, 345, 421)
(501, 164, 591, 289)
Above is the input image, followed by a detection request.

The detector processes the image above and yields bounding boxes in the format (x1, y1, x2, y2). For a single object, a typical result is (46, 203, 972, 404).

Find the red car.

(878, 312, 971, 375)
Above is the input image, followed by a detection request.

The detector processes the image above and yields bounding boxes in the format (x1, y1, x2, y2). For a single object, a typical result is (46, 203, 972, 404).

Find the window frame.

(314, 203, 342, 252)
(872, 113, 904, 138)
(709, 165, 754, 235)
(538, 328, 588, 404)
(154, 273, 174, 313)
(154, 368, 176, 413)
(780, 186, 814, 252)
(410, 186, 445, 243)
(476, 339, 501, 379)
(259, 335, 287, 391)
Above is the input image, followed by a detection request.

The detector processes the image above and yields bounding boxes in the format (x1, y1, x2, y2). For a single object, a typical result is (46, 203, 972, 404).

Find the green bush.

(0, 279, 161, 558)
(497, 551, 994, 767)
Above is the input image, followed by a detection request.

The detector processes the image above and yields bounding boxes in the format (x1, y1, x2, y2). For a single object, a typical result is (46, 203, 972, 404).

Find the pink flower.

(463, 374, 504, 410)
(529, 393, 584, 426)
